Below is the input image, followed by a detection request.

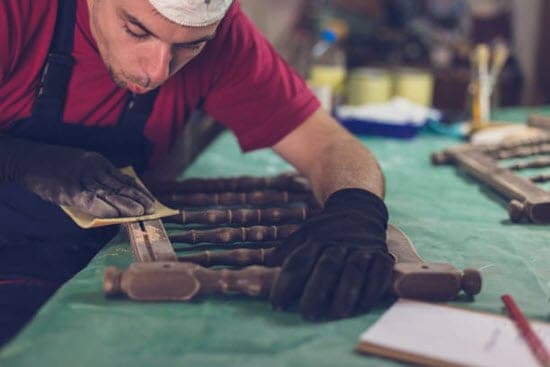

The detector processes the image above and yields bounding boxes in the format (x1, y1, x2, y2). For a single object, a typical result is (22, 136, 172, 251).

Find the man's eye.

(124, 25, 148, 39)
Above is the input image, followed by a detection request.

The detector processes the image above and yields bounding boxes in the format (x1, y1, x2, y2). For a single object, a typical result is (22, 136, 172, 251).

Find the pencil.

(501, 294, 550, 367)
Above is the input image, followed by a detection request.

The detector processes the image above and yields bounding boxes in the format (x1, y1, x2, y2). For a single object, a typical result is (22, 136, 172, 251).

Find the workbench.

(0, 107, 548, 367)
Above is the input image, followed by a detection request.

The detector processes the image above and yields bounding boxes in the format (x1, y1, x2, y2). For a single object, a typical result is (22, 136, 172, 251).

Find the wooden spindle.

(507, 157, 550, 170)
(159, 190, 312, 207)
(169, 224, 300, 244)
(530, 173, 550, 183)
(149, 172, 310, 194)
(482, 135, 550, 154)
(490, 144, 550, 160)
(104, 263, 278, 301)
(178, 248, 274, 267)
(164, 207, 312, 226)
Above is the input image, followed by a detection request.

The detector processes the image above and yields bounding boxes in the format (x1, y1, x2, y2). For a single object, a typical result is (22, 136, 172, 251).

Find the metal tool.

(124, 219, 177, 262)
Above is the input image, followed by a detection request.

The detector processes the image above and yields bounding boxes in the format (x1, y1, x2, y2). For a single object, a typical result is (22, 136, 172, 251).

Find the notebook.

(358, 299, 550, 367)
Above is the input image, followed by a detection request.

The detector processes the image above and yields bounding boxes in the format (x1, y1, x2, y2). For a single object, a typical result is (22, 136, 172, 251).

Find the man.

(0, 0, 393, 344)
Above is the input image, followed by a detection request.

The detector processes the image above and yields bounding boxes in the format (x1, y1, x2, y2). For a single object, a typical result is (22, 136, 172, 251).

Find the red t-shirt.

(0, 0, 319, 167)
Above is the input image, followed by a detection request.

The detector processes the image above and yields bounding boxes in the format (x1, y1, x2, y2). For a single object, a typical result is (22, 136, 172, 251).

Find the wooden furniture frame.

(432, 132, 550, 224)
(104, 174, 482, 303)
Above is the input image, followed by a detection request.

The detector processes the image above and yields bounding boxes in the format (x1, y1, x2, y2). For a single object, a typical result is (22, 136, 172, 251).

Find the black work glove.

(267, 188, 394, 320)
(0, 136, 155, 218)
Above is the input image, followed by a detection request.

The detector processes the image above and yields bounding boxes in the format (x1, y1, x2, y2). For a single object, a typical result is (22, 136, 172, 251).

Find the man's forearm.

(305, 132, 384, 205)
(273, 108, 385, 206)
(271, 108, 392, 319)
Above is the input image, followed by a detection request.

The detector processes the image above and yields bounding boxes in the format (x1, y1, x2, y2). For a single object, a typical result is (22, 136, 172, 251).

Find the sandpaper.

(61, 167, 179, 228)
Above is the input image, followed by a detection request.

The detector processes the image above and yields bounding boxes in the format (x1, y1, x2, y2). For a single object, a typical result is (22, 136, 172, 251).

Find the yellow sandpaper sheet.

(61, 167, 179, 228)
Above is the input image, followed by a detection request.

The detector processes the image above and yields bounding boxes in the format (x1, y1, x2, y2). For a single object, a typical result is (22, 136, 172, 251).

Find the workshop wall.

(240, 0, 544, 106)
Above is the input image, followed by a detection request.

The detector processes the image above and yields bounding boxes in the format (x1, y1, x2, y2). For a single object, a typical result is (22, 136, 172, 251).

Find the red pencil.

(501, 294, 550, 367)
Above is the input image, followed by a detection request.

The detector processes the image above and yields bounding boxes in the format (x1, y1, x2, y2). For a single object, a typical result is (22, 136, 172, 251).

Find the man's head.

(86, 0, 232, 94)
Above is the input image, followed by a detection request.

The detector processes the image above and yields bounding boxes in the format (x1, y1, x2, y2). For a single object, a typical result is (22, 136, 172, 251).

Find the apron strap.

(31, 0, 77, 122)
(31, 0, 159, 134)
(119, 88, 160, 131)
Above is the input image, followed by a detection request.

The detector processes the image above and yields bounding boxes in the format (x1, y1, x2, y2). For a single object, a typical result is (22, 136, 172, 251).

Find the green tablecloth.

(1, 107, 549, 367)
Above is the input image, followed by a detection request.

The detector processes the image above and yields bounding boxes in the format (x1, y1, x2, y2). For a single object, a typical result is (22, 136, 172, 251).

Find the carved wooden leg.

(104, 263, 278, 301)
(507, 157, 550, 171)
(386, 225, 481, 300)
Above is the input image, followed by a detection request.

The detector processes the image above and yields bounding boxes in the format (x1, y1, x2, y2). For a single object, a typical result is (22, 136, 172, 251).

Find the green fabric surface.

(1, 107, 549, 366)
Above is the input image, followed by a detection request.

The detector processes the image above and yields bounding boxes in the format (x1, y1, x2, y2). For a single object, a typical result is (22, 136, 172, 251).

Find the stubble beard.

(105, 64, 129, 89)
(90, 0, 136, 90)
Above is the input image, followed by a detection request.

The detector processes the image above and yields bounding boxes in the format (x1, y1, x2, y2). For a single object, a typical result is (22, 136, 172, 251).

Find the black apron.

(0, 0, 160, 342)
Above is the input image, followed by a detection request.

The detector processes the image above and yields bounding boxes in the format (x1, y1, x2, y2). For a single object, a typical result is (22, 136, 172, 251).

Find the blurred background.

(240, 0, 550, 116)
(147, 0, 550, 179)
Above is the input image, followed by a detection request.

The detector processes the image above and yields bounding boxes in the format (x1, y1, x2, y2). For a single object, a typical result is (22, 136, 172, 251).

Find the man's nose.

(145, 43, 171, 87)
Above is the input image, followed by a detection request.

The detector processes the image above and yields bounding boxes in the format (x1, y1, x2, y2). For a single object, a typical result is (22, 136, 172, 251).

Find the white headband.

(148, 0, 233, 27)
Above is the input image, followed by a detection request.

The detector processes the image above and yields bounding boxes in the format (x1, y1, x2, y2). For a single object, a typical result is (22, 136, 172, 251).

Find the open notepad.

(358, 299, 550, 367)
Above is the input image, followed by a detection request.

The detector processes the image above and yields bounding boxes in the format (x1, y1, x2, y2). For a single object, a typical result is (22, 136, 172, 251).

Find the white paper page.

(359, 299, 550, 367)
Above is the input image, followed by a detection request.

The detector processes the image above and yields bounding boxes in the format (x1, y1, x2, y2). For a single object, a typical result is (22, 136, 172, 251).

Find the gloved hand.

(0, 136, 155, 218)
(266, 188, 394, 320)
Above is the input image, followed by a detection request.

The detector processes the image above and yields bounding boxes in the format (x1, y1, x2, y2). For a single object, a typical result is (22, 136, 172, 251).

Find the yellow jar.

(393, 68, 434, 106)
(309, 65, 347, 95)
(346, 68, 392, 105)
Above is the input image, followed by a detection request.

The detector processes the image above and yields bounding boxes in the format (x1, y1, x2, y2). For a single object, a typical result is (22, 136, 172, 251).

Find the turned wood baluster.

(490, 144, 550, 160)
(164, 207, 313, 226)
(149, 172, 310, 194)
(178, 248, 275, 267)
(158, 190, 314, 207)
(507, 157, 550, 171)
(169, 224, 300, 243)
(482, 135, 550, 155)
(104, 263, 278, 301)
(104, 260, 482, 303)
(530, 173, 550, 183)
